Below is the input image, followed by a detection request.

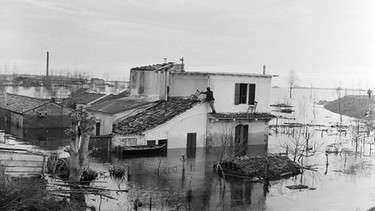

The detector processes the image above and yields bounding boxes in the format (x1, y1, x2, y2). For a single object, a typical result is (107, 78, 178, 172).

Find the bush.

(0, 166, 79, 211)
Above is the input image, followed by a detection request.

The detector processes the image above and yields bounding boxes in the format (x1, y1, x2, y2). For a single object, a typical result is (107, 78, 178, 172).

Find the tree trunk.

(65, 109, 96, 183)
(289, 87, 292, 98)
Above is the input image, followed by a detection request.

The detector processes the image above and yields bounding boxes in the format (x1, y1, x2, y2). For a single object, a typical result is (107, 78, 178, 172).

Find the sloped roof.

(62, 92, 106, 107)
(86, 97, 156, 115)
(211, 112, 275, 120)
(91, 91, 130, 106)
(131, 62, 175, 71)
(0, 93, 51, 114)
(113, 97, 201, 135)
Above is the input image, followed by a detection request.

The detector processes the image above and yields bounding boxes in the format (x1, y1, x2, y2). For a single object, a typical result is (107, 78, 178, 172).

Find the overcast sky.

(1, 0, 374, 88)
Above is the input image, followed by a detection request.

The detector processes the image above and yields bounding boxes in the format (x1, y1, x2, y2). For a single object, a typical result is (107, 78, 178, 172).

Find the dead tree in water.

(280, 127, 323, 163)
(65, 109, 96, 183)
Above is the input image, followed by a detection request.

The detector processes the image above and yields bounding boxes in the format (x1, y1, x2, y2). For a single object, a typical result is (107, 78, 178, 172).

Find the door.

(235, 124, 248, 156)
(186, 133, 197, 158)
(95, 122, 100, 136)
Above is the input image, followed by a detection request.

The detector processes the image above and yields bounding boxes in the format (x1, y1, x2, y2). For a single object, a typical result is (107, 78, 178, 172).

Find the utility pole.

(46, 51, 49, 77)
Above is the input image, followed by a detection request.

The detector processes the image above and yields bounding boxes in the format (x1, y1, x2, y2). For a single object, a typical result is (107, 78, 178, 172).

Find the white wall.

(169, 74, 208, 97)
(209, 75, 272, 113)
(207, 119, 268, 147)
(144, 103, 208, 149)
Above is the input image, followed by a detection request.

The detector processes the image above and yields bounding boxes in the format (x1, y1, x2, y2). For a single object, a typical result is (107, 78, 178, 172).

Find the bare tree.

(280, 126, 324, 163)
(286, 70, 299, 99)
(64, 109, 96, 183)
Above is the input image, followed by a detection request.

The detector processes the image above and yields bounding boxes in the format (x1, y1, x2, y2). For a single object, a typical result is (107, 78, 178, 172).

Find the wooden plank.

(0, 160, 44, 167)
(4, 166, 43, 172)
(0, 153, 45, 162)
(4, 172, 42, 178)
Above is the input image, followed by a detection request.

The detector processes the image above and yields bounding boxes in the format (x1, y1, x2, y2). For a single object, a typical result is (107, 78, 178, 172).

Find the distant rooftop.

(130, 62, 276, 78)
(62, 92, 106, 107)
(86, 97, 156, 115)
(0, 93, 51, 114)
(113, 97, 201, 135)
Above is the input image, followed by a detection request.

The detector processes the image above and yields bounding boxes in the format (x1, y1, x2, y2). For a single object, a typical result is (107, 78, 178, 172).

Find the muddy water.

(2, 87, 375, 210)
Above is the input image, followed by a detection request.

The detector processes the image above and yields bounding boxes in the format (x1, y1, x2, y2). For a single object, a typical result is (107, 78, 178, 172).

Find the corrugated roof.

(86, 97, 156, 114)
(0, 93, 51, 114)
(113, 97, 201, 135)
(62, 92, 106, 107)
(211, 112, 275, 120)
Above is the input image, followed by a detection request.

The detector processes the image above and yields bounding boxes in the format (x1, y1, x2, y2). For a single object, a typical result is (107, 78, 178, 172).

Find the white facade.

(144, 103, 207, 148)
(122, 66, 275, 150)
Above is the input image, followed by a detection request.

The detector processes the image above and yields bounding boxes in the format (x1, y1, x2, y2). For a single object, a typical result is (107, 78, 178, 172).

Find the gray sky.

(1, 0, 374, 88)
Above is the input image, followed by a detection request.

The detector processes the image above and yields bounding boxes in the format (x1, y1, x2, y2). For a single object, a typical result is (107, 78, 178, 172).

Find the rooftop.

(113, 97, 201, 135)
(62, 92, 106, 107)
(210, 112, 276, 120)
(86, 97, 156, 115)
(0, 93, 51, 114)
(173, 71, 276, 78)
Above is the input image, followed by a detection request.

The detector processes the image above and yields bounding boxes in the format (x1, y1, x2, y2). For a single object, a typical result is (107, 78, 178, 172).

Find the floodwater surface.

(2, 87, 375, 210)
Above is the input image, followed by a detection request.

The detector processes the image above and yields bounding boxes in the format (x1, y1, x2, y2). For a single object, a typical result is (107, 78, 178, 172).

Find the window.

(147, 140, 156, 146)
(234, 83, 256, 105)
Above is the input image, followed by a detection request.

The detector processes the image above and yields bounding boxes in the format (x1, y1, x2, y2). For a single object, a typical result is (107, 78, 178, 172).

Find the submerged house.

(0, 93, 72, 129)
(112, 62, 276, 155)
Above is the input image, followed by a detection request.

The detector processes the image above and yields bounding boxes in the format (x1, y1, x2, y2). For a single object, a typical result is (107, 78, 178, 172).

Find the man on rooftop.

(198, 87, 217, 114)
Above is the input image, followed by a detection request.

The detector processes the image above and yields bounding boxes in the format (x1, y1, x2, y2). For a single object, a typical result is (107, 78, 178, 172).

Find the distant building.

(0, 93, 72, 129)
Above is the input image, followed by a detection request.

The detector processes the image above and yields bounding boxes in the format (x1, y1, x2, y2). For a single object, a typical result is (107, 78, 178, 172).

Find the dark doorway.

(95, 122, 100, 136)
(235, 124, 248, 156)
(186, 133, 197, 158)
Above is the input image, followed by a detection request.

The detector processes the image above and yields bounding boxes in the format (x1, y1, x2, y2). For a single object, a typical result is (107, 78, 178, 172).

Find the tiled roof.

(86, 97, 156, 115)
(0, 93, 51, 114)
(131, 62, 175, 71)
(210, 112, 275, 120)
(113, 97, 201, 135)
(62, 92, 106, 107)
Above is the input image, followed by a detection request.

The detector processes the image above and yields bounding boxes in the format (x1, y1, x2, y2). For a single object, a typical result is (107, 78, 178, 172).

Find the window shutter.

(248, 84, 256, 105)
(234, 83, 240, 105)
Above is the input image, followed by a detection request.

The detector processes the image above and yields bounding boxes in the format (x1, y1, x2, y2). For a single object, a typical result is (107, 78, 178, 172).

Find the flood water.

(2, 86, 375, 210)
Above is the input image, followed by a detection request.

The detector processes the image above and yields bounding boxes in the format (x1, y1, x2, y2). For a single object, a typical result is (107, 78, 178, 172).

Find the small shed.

(0, 93, 72, 128)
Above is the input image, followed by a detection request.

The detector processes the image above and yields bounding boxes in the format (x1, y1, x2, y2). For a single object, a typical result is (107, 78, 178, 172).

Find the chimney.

(46, 51, 49, 77)
(263, 65, 266, 75)
(163, 58, 167, 64)
(180, 57, 185, 72)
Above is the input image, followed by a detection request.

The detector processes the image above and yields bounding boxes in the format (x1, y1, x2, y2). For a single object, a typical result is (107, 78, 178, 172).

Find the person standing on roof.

(198, 87, 217, 114)
(368, 89, 372, 99)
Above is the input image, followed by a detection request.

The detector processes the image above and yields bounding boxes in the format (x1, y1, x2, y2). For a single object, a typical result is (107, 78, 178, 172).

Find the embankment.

(324, 95, 375, 120)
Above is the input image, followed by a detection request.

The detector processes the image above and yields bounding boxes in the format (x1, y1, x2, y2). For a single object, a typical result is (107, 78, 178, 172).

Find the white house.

(112, 62, 276, 156)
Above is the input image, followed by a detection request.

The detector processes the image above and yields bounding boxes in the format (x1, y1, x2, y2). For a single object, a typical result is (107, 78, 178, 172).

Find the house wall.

(208, 75, 272, 113)
(129, 70, 161, 99)
(206, 119, 269, 148)
(144, 103, 208, 149)
(169, 74, 208, 97)
(23, 102, 72, 128)
(11, 113, 23, 128)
